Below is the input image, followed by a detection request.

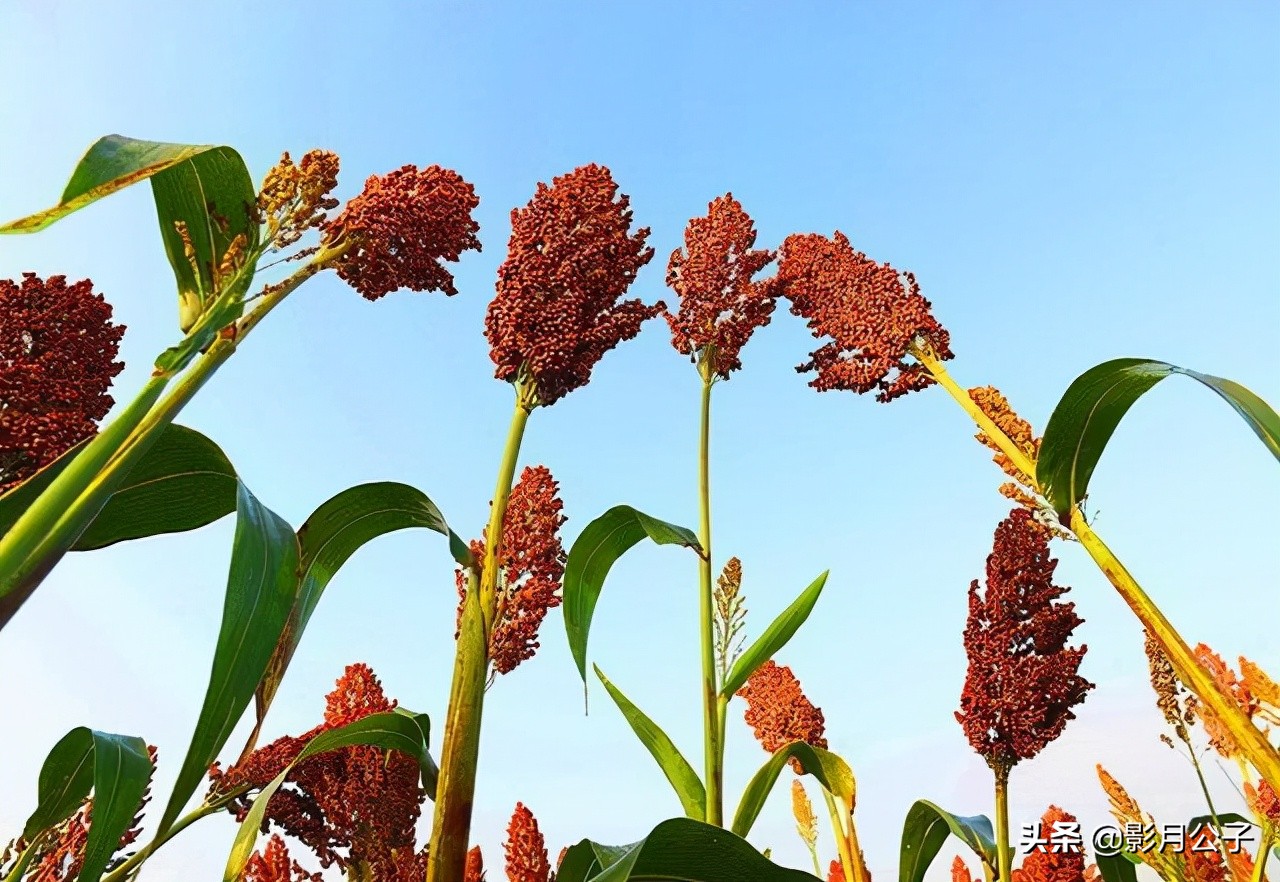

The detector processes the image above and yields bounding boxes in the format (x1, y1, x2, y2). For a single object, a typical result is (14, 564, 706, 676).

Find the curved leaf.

(555, 841, 604, 882)
(255, 481, 469, 735)
(564, 505, 701, 686)
(0, 425, 236, 550)
(1095, 851, 1139, 882)
(1037, 358, 1280, 518)
(594, 665, 705, 819)
(721, 571, 828, 697)
(583, 817, 820, 882)
(731, 741, 855, 839)
(158, 481, 300, 834)
(899, 800, 995, 882)
(150, 145, 260, 322)
(223, 711, 436, 882)
(22, 726, 154, 882)
(73, 424, 238, 550)
(1, 135, 222, 233)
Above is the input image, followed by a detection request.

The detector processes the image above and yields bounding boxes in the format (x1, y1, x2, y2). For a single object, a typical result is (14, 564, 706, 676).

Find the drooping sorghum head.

(241, 835, 324, 882)
(325, 164, 481, 300)
(737, 660, 827, 772)
(456, 466, 567, 674)
(208, 664, 424, 876)
(772, 231, 952, 402)
(0, 274, 125, 493)
(664, 194, 776, 379)
(1012, 807, 1087, 882)
(257, 150, 341, 252)
(955, 509, 1092, 769)
(505, 803, 552, 882)
(952, 856, 975, 882)
(485, 164, 663, 406)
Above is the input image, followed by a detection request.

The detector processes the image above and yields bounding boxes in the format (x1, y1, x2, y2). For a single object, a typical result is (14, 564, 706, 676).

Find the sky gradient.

(1, 2, 1278, 879)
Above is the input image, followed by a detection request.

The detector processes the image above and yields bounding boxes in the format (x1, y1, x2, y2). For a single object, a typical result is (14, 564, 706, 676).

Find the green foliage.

(21, 727, 154, 882)
(159, 481, 299, 834)
(222, 710, 436, 882)
(731, 742, 854, 839)
(554, 818, 821, 882)
(1037, 358, 1280, 518)
(899, 800, 996, 882)
(721, 571, 828, 698)
(595, 665, 706, 820)
(255, 481, 470, 731)
(563, 505, 702, 687)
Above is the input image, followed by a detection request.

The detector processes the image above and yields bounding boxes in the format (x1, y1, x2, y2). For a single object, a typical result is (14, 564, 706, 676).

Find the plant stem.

(993, 763, 1013, 882)
(910, 341, 1280, 795)
(0, 246, 339, 631)
(821, 789, 857, 882)
(1072, 512, 1280, 792)
(426, 391, 532, 882)
(1184, 740, 1229, 862)
(697, 376, 723, 826)
(1250, 828, 1273, 882)
(100, 800, 225, 882)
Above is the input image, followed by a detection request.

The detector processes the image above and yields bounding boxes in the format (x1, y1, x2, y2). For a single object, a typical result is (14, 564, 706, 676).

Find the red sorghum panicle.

(1245, 780, 1280, 830)
(1191, 645, 1258, 759)
(830, 860, 846, 882)
(455, 467, 567, 674)
(956, 509, 1092, 769)
(0, 274, 125, 493)
(664, 194, 776, 378)
(209, 664, 424, 876)
(952, 857, 975, 882)
(464, 845, 485, 882)
(737, 660, 827, 772)
(485, 164, 663, 406)
(1012, 807, 1086, 882)
(325, 165, 481, 301)
(242, 835, 323, 882)
(1183, 828, 1228, 882)
(772, 231, 952, 402)
(505, 803, 552, 882)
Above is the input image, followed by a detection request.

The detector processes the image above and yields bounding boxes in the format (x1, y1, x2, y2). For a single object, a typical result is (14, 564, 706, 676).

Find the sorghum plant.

(428, 163, 664, 882)
(955, 509, 1093, 882)
(770, 228, 1280, 795)
(557, 195, 856, 879)
(0, 137, 480, 629)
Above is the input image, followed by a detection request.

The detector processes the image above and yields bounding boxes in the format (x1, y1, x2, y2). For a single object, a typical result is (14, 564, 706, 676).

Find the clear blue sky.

(1, 2, 1277, 878)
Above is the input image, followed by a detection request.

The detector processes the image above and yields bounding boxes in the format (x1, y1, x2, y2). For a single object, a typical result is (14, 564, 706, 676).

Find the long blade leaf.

(563, 505, 701, 687)
(594, 665, 705, 820)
